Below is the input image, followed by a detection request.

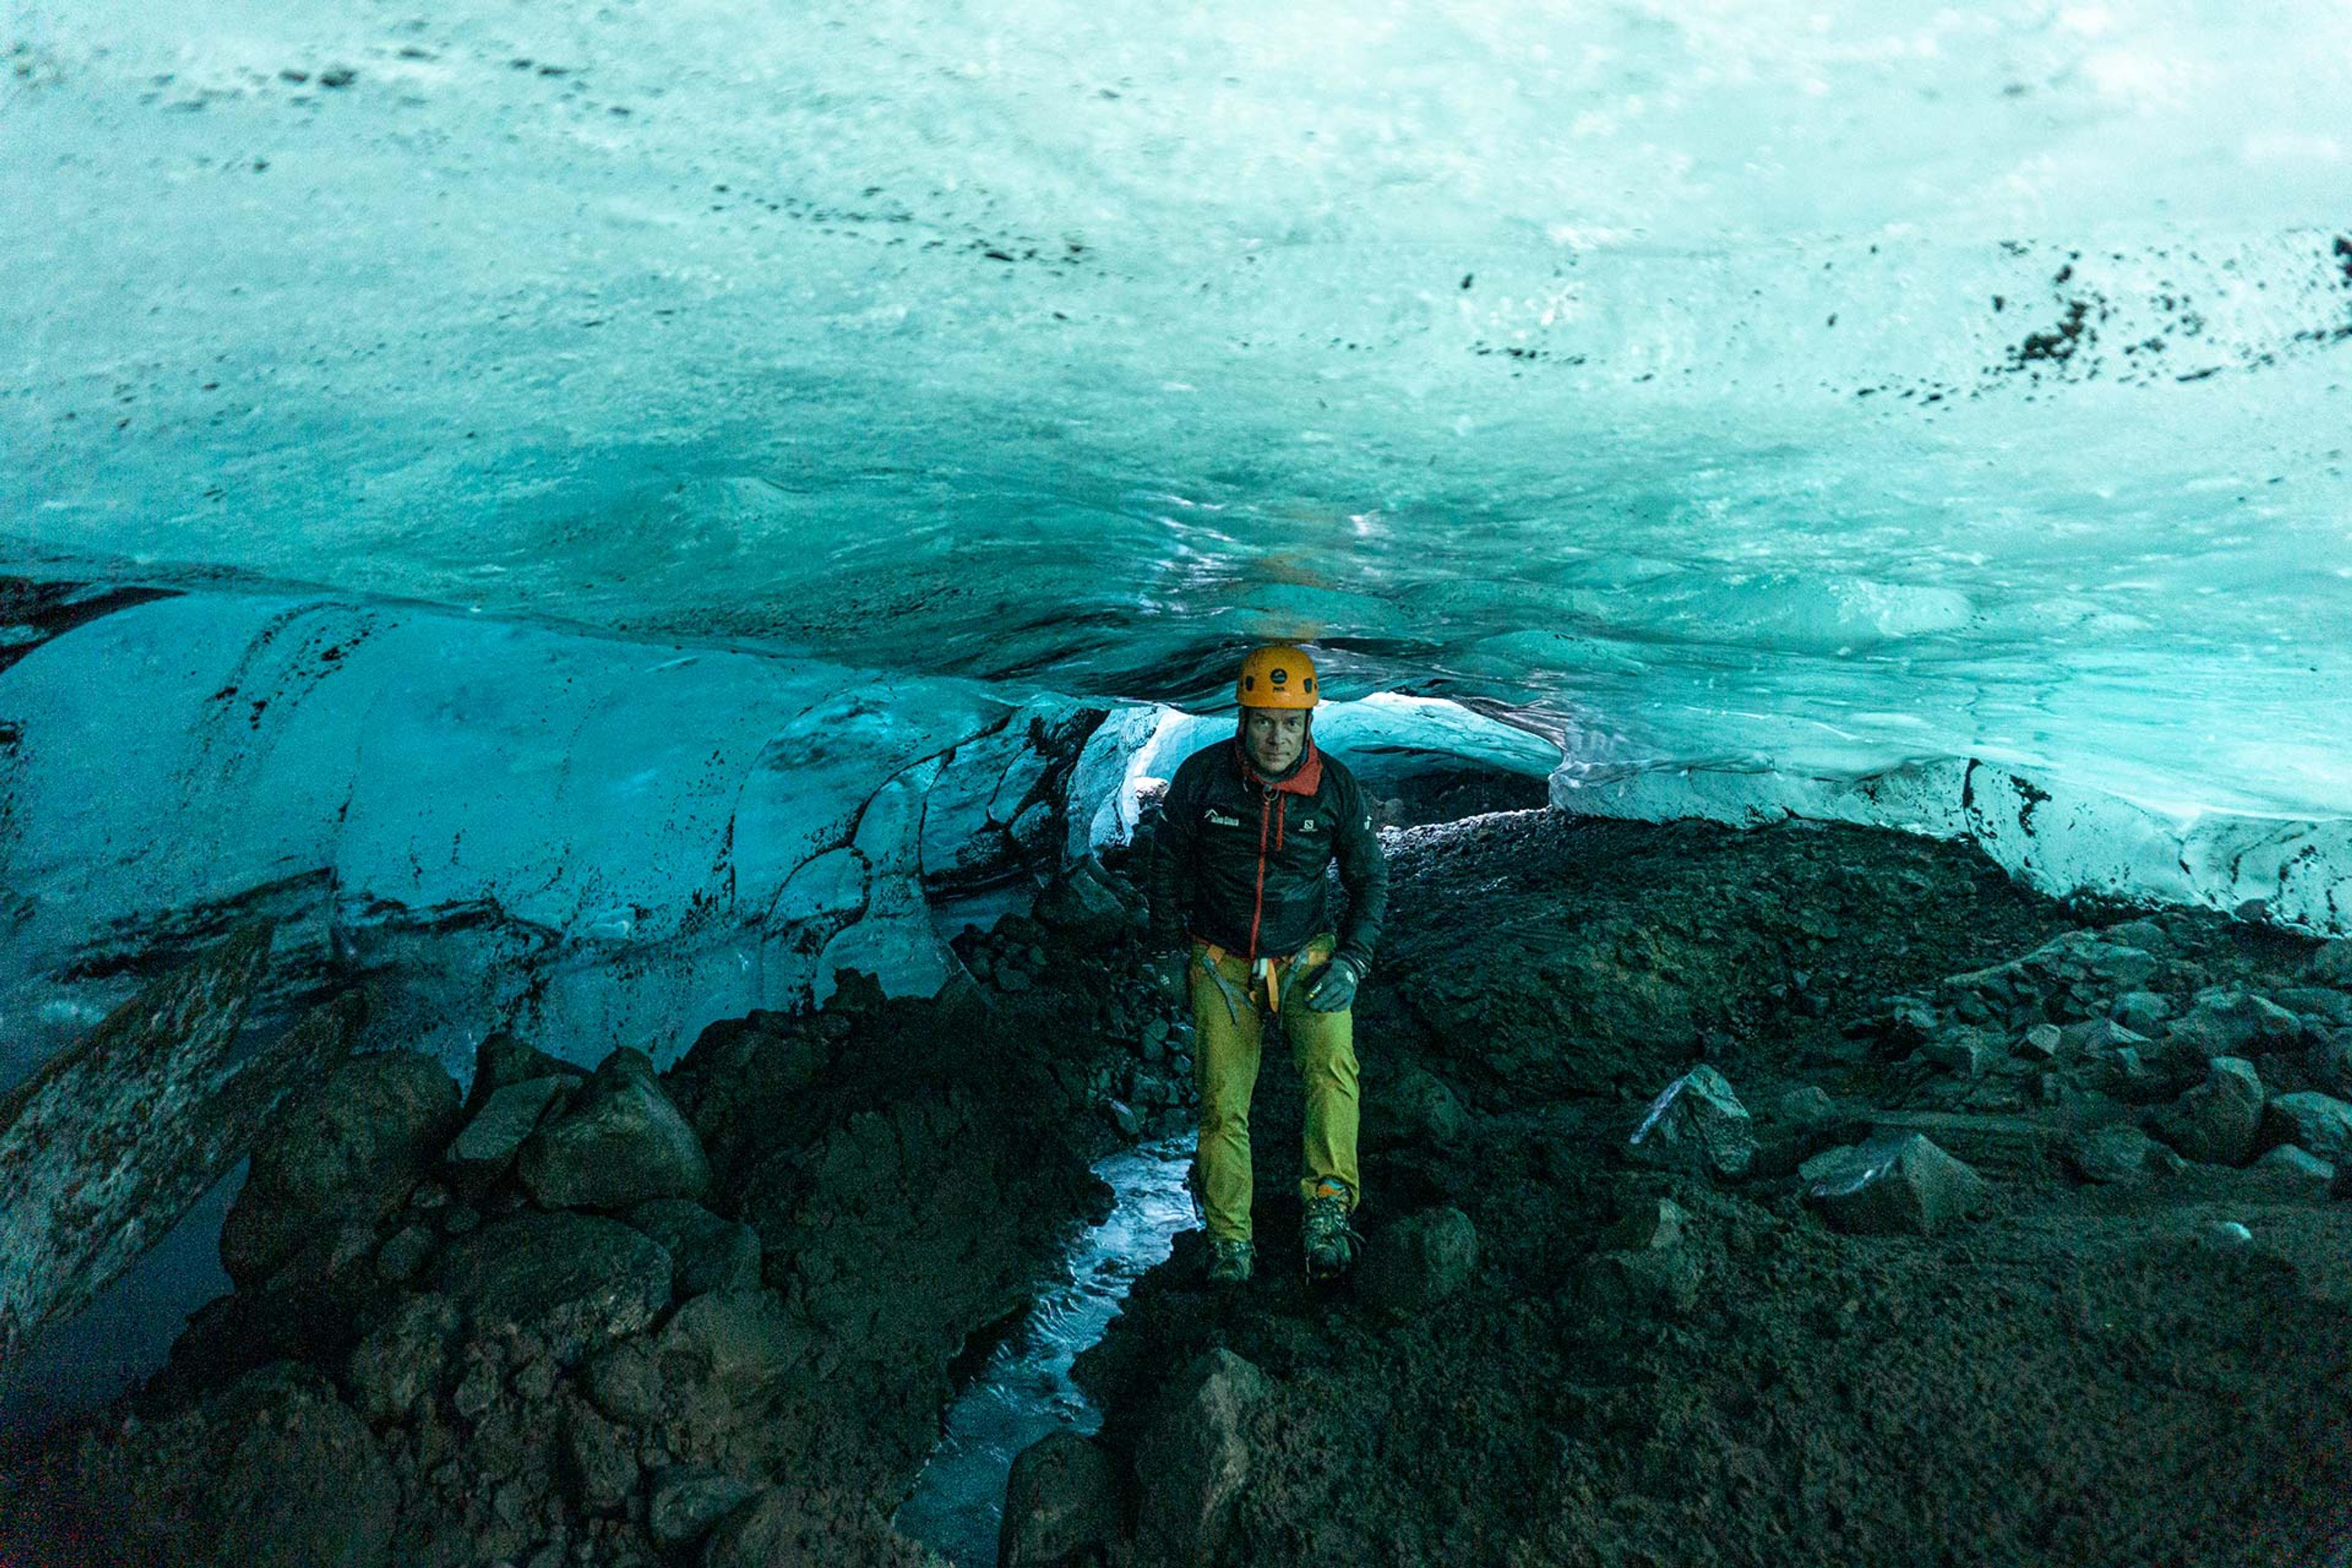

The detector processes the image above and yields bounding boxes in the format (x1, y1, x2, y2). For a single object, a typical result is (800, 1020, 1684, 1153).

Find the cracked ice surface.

(4, 0, 2352, 994)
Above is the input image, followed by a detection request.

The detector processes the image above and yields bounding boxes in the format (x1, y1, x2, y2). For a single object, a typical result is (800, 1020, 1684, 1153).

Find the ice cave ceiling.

(6, 3, 2350, 816)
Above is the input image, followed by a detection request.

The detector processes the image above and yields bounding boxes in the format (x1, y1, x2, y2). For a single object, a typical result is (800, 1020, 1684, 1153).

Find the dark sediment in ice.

(1061, 812, 2352, 1568)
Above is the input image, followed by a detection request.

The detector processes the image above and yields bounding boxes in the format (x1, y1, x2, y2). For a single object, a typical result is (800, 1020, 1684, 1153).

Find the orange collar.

(1232, 737, 1324, 796)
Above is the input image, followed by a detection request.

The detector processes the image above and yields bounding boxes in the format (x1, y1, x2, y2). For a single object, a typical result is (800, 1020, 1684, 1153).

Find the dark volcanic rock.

(2068, 1124, 2188, 1185)
(1359, 1206, 1480, 1315)
(1000, 1430, 1120, 1568)
(1368, 1065, 1468, 1150)
(448, 1073, 578, 1172)
(648, 1468, 759, 1551)
(1626, 1065, 1757, 1178)
(345, 1291, 461, 1423)
(629, 1197, 764, 1297)
(518, 1048, 712, 1209)
(431, 1211, 672, 1363)
(1805, 1133, 1989, 1235)
(1134, 1349, 1273, 1568)
(2151, 1056, 2265, 1166)
(1031, 853, 1141, 944)
(200, 1363, 398, 1568)
(2261, 1091, 2352, 1162)
(222, 1046, 461, 1289)
(466, 1030, 579, 1111)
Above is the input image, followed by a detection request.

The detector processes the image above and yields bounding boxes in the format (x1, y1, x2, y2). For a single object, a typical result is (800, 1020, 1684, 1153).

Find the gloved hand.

(1149, 952, 1191, 1006)
(1305, 954, 1361, 1013)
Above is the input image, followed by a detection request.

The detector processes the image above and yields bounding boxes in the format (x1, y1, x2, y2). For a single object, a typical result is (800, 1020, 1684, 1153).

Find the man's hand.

(1305, 954, 1360, 1013)
(1149, 952, 1191, 1006)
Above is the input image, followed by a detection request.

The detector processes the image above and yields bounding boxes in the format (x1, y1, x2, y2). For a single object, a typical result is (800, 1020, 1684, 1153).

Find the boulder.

(2113, 992, 2171, 1037)
(1805, 1134, 1989, 1236)
(2309, 939, 2352, 987)
(1920, 1036, 1991, 1079)
(2068, 1124, 2187, 1185)
(1358, 1207, 1479, 1316)
(1626, 1066, 1756, 1180)
(2016, 1024, 2064, 1063)
(1602, 1196, 1687, 1253)
(222, 1049, 462, 1289)
(655, 1289, 808, 1434)
(2309, 1035, 2352, 1099)
(1134, 1349, 1274, 1568)
(1777, 1085, 1838, 1128)
(628, 1199, 764, 1298)
(1000, 1430, 1120, 1568)
(448, 1074, 578, 1172)
(1031, 854, 1140, 944)
(701, 1488, 815, 1568)
(345, 1292, 461, 1423)
(431, 1212, 672, 1364)
(2151, 1057, 2265, 1166)
(197, 1364, 397, 1568)
(466, 1031, 578, 1113)
(2261, 1092, 2352, 1163)
(518, 1049, 712, 1210)
(2252, 1144, 2337, 1185)
(2162, 990, 2302, 1066)
(584, 1340, 666, 1428)
(648, 1469, 759, 1551)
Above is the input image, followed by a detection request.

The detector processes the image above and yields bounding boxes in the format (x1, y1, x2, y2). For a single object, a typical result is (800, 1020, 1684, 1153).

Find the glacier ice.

(4, 0, 2352, 1058)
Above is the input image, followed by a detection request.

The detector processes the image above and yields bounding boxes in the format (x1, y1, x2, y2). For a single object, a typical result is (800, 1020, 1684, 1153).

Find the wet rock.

(518, 1049, 712, 1210)
(2151, 1057, 2265, 1166)
(222, 1047, 461, 1289)
(1920, 1036, 1992, 1078)
(1805, 1133, 1989, 1235)
(0, 927, 364, 1364)
(1134, 1349, 1274, 1568)
(2252, 1144, 2336, 1185)
(2064, 1017, 2153, 1055)
(448, 1074, 578, 1172)
(560, 1401, 638, 1513)
(1602, 1196, 1688, 1253)
(2106, 919, 2173, 956)
(1626, 1065, 1756, 1180)
(346, 1291, 461, 1423)
(648, 1468, 758, 1551)
(1371, 1065, 1467, 1149)
(1359, 1207, 1479, 1315)
(2260, 1092, 2352, 1162)
(467, 1031, 578, 1111)
(1032, 853, 1140, 944)
(2017, 1023, 2064, 1063)
(432, 1212, 671, 1364)
(2068, 1125, 2187, 1185)
(1000, 1430, 1120, 1568)
(627, 1199, 763, 1298)
(199, 1363, 397, 1568)
(2274, 987, 2352, 1027)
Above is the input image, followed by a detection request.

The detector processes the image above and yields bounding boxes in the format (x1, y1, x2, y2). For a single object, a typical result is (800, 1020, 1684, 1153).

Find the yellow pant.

(1188, 934, 1360, 1245)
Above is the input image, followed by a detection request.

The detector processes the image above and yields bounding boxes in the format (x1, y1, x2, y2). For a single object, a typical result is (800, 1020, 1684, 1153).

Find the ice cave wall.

(0, 585, 1558, 1079)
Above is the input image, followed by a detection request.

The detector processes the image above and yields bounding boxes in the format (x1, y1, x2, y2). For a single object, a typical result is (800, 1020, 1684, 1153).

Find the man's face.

(1243, 708, 1308, 775)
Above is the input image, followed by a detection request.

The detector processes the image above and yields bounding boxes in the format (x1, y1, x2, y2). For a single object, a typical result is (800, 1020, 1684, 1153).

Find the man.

(1147, 645, 1389, 1284)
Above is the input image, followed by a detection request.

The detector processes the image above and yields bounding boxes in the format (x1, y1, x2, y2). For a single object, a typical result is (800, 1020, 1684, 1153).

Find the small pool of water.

(894, 1135, 1196, 1567)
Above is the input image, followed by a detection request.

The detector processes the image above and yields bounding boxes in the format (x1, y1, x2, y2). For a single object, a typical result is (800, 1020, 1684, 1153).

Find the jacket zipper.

(1247, 788, 1270, 963)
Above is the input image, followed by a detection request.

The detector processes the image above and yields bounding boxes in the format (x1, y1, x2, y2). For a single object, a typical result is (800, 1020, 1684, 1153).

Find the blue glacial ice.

(4, 0, 2351, 1063)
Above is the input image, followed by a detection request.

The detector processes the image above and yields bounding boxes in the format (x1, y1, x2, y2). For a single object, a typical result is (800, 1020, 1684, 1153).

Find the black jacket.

(1147, 734, 1388, 974)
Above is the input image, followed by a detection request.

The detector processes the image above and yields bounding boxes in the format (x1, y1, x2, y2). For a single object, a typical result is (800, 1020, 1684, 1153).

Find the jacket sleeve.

(1145, 764, 1200, 951)
(1331, 774, 1388, 976)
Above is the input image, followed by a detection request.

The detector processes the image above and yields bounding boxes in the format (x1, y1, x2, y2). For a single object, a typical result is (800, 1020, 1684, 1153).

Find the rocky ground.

(1033, 813, 2352, 1568)
(0, 857, 1191, 1568)
(10, 810, 2352, 1568)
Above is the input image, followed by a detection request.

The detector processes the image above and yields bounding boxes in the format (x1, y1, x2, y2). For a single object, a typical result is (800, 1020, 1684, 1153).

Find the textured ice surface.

(5, 0, 2351, 1021)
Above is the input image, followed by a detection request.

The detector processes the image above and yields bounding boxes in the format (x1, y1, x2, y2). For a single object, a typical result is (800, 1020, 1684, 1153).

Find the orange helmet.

(1235, 646, 1319, 709)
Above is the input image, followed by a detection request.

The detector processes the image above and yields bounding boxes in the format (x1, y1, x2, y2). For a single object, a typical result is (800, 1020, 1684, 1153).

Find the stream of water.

(894, 1135, 1196, 1566)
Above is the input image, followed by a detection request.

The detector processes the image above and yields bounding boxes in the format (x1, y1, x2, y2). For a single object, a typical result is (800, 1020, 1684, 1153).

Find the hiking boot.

(1302, 1182, 1360, 1279)
(1207, 1238, 1254, 1285)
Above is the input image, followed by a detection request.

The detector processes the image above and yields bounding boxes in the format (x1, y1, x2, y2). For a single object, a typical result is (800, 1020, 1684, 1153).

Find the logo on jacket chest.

(1205, 809, 1243, 827)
